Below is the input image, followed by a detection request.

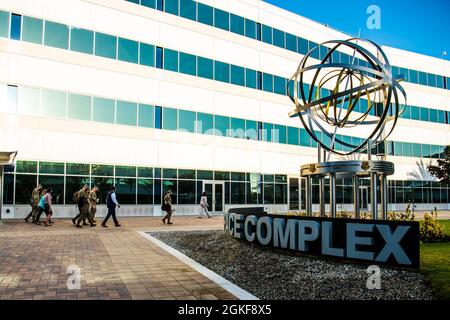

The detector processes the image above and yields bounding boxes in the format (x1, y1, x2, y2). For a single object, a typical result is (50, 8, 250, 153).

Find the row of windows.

(125, 0, 449, 91)
(0, 10, 448, 128)
(2, 161, 288, 205)
(0, 84, 446, 159)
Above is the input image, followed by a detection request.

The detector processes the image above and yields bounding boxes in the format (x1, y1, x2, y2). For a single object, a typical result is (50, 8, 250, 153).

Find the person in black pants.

(102, 186, 121, 227)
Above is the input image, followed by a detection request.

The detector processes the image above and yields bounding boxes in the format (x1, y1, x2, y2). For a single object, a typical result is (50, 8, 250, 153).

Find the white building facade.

(0, 0, 449, 219)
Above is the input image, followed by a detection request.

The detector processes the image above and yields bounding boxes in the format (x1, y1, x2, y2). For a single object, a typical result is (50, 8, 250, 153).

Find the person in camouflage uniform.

(88, 186, 99, 224)
(25, 184, 43, 223)
(76, 185, 96, 228)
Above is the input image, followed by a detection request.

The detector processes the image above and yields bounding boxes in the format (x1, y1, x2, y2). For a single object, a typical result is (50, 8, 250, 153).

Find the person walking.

(76, 185, 96, 228)
(162, 190, 174, 225)
(42, 188, 53, 227)
(199, 191, 211, 218)
(25, 184, 43, 223)
(36, 189, 47, 225)
(102, 186, 121, 227)
(88, 186, 99, 224)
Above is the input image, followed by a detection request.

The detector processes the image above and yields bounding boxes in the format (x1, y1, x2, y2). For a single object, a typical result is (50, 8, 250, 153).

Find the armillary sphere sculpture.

(287, 38, 407, 220)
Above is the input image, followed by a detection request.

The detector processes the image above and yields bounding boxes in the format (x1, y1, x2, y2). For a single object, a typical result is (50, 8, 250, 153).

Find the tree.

(428, 146, 450, 184)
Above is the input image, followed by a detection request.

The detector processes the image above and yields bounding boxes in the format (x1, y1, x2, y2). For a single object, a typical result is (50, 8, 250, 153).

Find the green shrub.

(420, 211, 448, 243)
(388, 203, 415, 221)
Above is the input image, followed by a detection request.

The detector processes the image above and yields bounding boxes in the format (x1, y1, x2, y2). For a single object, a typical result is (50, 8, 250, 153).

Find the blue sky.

(263, 0, 450, 59)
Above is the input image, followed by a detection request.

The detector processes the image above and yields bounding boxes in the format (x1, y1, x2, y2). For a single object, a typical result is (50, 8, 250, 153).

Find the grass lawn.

(420, 219, 450, 300)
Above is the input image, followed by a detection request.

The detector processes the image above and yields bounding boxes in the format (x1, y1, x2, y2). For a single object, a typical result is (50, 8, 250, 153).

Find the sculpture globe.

(287, 38, 407, 219)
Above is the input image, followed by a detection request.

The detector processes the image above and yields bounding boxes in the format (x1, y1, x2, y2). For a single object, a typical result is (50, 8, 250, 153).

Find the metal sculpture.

(287, 38, 406, 220)
(287, 38, 406, 156)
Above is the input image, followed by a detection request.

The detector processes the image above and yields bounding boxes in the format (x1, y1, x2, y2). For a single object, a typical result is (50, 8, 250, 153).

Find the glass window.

(197, 3, 213, 26)
(156, 46, 163, 69)
(418, 71, 427, 85)
(403, 143, 412, 157)
(245, 120, 257, 140)
(285, 33, 297, 52)
(300, 128, 311, 147)
(115, 166, 136, 177)
(163, 168, 177, 179)
(214, 171, 230, 180)
(410, 106, 420, 120)
(263, 73, 273, 92)
(91, 177, 114, 203)
(163, 107, 178, 131)
(13, 174, 36, 204)
(39, 175, 64, 204)
(245, 18, 256, 39)
(262, 25, 272, 45)
(140, 43, 155, 67)
(436, 75, 444, 89)
(91, 164, 114, 176)
(263, 122, 273, 142)
(214, 115, 229, 137)
(179, 169, 195, 179)
(41, 89, 66, 118)
(115, 178, 136, 204)
(162, 180, 177, 204)
(16, 160, 37, 173)
(263, 183, 274, 204)
(66, 163, 90, 175)
(230, 118, 245, 139)
(118, 37, 138, 63)
(44, 21, 69, 49)
(297, 37, 309, 55)
(10, 13, 21, 40)
(18, 86, 40, 115)
(155, 106, 162, 129)
(245, 69, 257, 89)
(138, 167, 153, 178)
(178, 109, 196, 133)
(197, 112, 213, 135)
(230, 182, 245, 204)
(68, 93, 91, 121)
(275, 184, 287, 204)
(197, 56, 213, 79)
(0, 10, 9, 38)
(412, 143, 421, 158)
(274, 76, 286, 95)
(137, 179, 153, 204)
(39, 162, 64, 174)
(309, 42, 320, 59)
(138, 104, 154, 128)
(420, 107, 429, 122)
(116, 100, 137, 126)
(287, 126, 299, 145)
(429, 109, 438, 123)
(214, 8, 229, 31)
(141, 0, 156, 9)
(409, 69, 418, 84)
(428, 73, 436, 87)
(273, 124, 286, 144)
(214, 61, 230, 83)
(180, 0, 196, 20)
(178, 180, 196, 204)
(22, 16, 43, 44)
(272, 28, 285, 48)
(156, 0, 164, 11)
(197, 170, 213, 180)
(164, 48, 178, 72)
(437, 110, 446, 124)
(230, 14, 244, 35)
(231, 65, 245, 86)
(164, 0, 179, 15)
(93, 97, 115, 123)
(256, 23, 262, 41)
(95, 32, 117, 59)
(70, 27, 93, 54)
(179, 52, 196, 76)
(66, 176, 90, 204)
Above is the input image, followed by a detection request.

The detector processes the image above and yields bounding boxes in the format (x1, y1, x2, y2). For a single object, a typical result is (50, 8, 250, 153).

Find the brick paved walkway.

(0, 216, 236, 300)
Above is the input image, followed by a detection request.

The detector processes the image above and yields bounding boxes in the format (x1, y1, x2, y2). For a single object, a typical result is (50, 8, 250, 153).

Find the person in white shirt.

(199, 192, 211, 218)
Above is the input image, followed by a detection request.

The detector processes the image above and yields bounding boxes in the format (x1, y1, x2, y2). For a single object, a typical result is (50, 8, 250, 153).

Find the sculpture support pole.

(319, 178, 325, 217)
(371, 173, 378, 220)
(306, 176, 312, 216)
(329, 173, 336, 218)
(353, 175, 360, 219)
(380, 174, 388, 220)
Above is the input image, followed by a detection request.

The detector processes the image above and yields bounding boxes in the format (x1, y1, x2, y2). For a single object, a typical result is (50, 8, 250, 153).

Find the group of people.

(25, 184, 122, 228)
(26, 185, 212, 226)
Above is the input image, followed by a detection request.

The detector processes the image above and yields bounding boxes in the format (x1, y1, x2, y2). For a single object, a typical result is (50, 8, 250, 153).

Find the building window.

(41, 89, 67, 118)
(178, 180, 196, 204)
(230, 14, 244, 36)
(230, 118, 245, 139)
(94, 32, 117, 59)
(272, 28, 285, 48)
(156, 0, 164, 11)
(197, 3, 213, 26)
(245, 120, 257, 140)
(164, 0, 179, 15)
(273, 124, 287, 144)
(39, 176, 64, 204)
(197, 112, 213, 135)
(162, 179, 177, 204)
(156, 46, 163, 69)
(93, 97, 115, 124)
(140, 43, 155, 67)
(179, 52, 196, 76)
(22, 16, 43, 44)
(286, 33, 297, 52)
(16, 161, 37, 173)
(0, 10, 10, 38)
(262, 25, 272, 45)
(137, 179, 154, 204)
(15, 174, 37, 204)
(118, 38, 139, 64)
(257, 71, 263, 90)
(180, 0, 196, 20)
(92, 164, 114, 176)
(231, 65, 245, 86)
(163, 107, 178, 131)
(214, 115, 229, 137)
(141, 0, 156, 9)
(263, 73, 274, 92)
(10, 13, 21, 40)
(44, 21, 69, 49)
(116, 100, 137, 126)
(245, 69, 257, 89)
(66, 176, 90, 204)
(256, 23, 262, 41)
(66, 163, 90, 175)
(18, 86, 40, 115)
(214, 61, 230, 83)
(214, 8, 229, 31)
(70, 28, 94, 54)
(274, 76, 286, 95)
(138, 104, 154, 128)
(287, 127, 299, 146)
(68, 93, 91, 121)
(155, 106, 162, 129)
(179, 109, 196, 133)
(244, 18, 256, 39)
(197, 56, 213, 79)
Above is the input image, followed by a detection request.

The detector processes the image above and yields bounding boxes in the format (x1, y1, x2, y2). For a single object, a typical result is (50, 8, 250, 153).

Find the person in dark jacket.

(102, 186, 121, 227)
